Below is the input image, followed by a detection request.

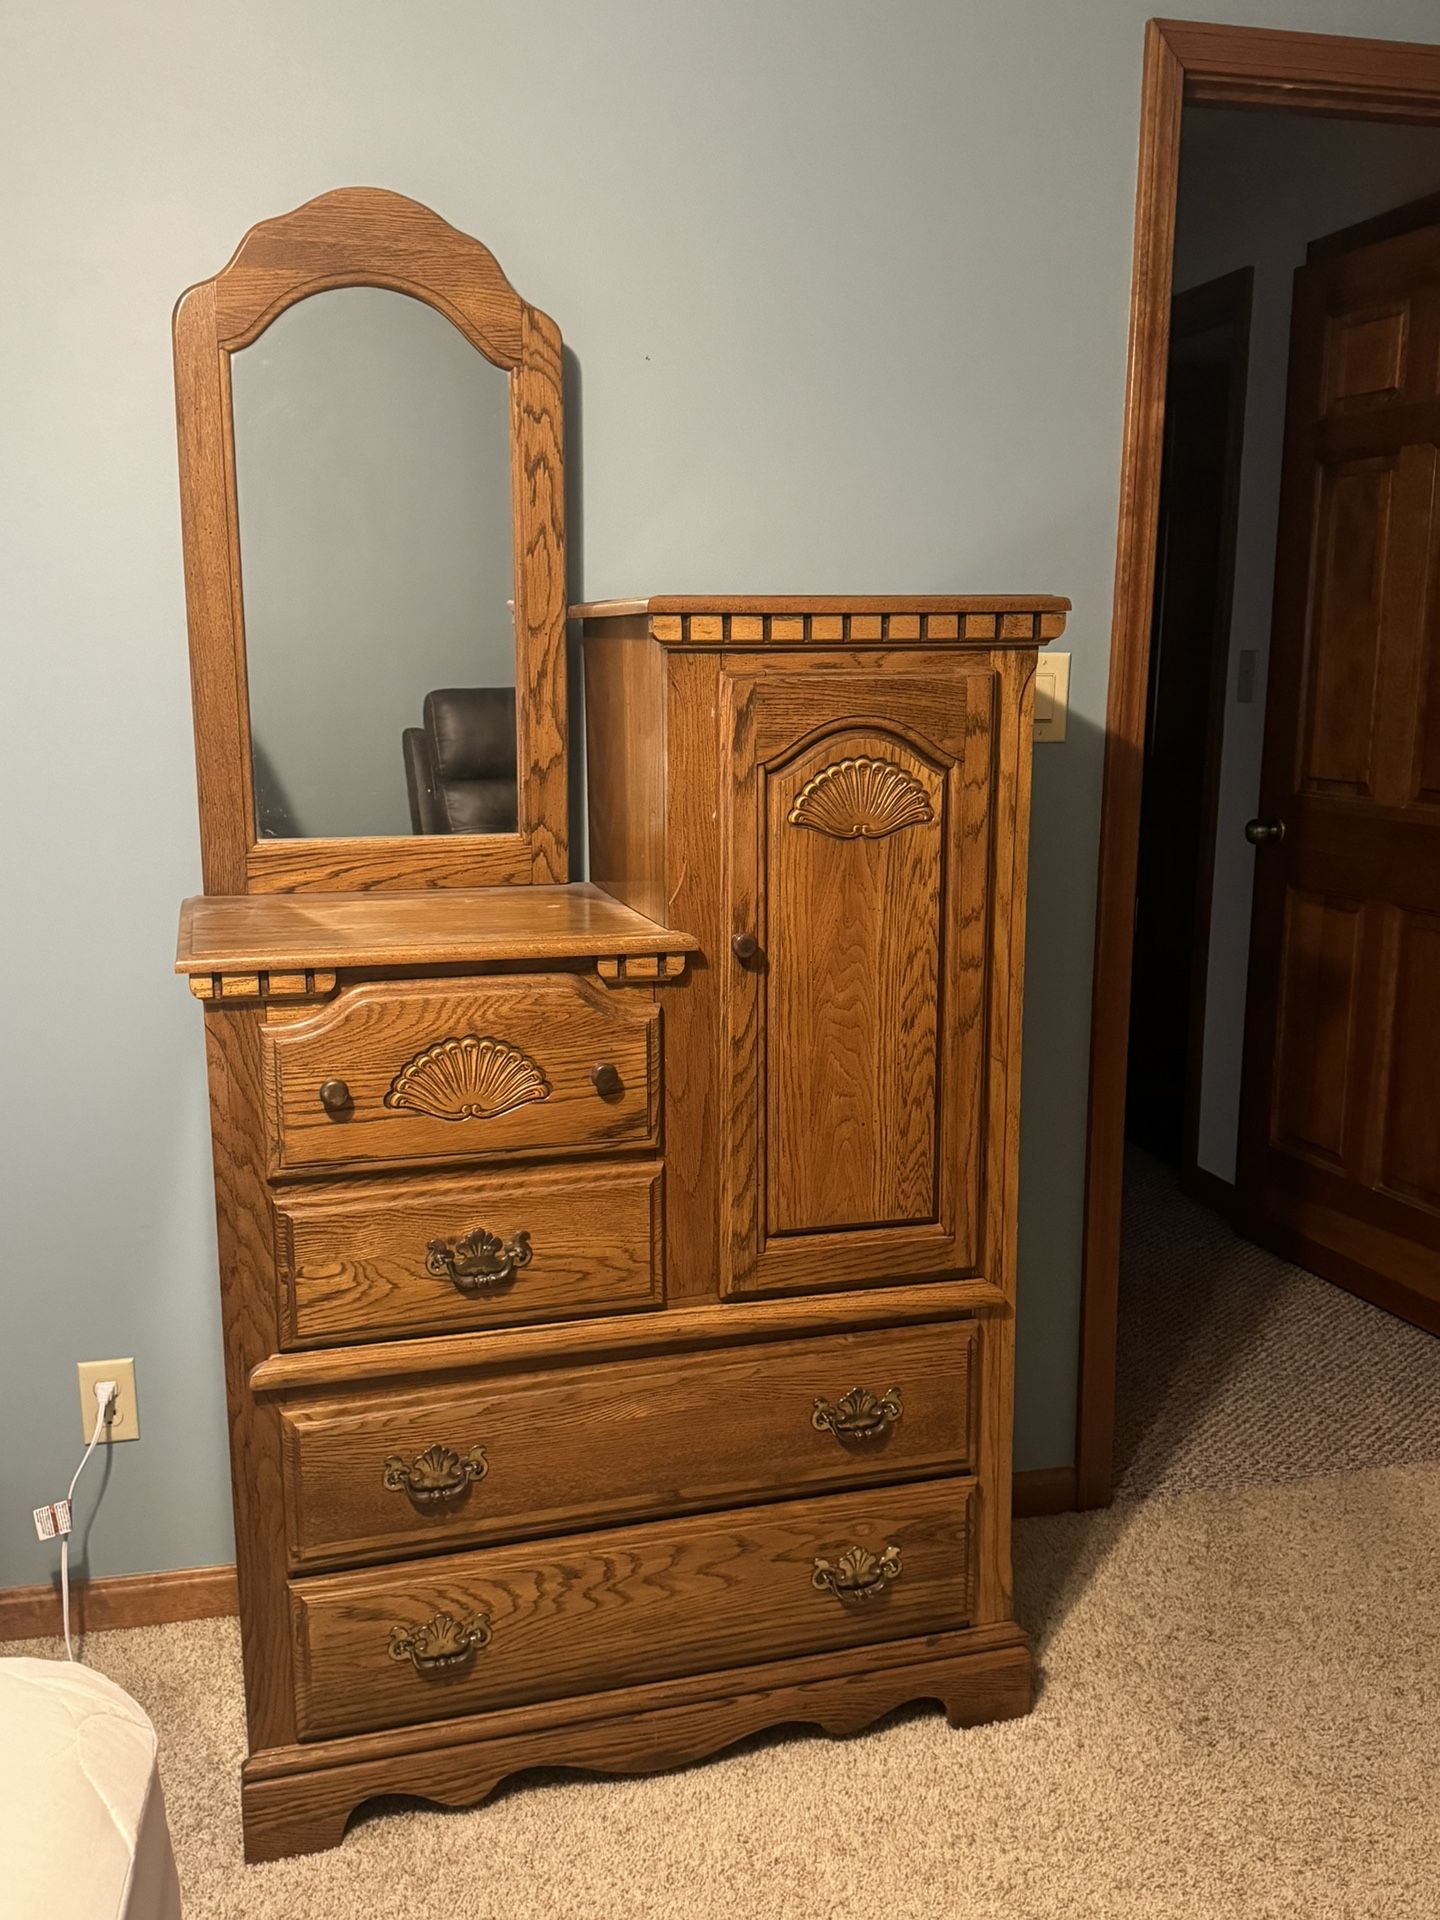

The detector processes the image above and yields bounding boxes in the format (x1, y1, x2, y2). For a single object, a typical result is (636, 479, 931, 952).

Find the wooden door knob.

(731, 932, 760, 963)
(317, 1078, 352, 1115)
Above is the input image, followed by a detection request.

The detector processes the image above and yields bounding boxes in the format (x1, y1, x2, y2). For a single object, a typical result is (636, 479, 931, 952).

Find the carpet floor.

(1115, 1153, 1440, 1499)
(11, 1462, 1440, 1918)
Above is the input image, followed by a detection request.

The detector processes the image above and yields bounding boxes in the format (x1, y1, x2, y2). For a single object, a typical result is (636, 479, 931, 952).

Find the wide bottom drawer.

(291, 1476, 975, 1740)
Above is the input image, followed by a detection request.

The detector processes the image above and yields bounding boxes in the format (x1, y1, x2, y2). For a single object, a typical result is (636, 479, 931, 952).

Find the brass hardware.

(317, 1078, 352, 1115)
(1244, 818, 1286, 845)
(382, 1443, 488, 1504)
(731, 932, 759, 963)
(812, 1385, 903, 1443)
(384, 1035, 550, 1122)
(789, 757, 933, 839)
(387, 1610, 491, 1674)
(426, 1227, 533, 1294)
(591, 1061, 623, 1097)
(812, 1543, 903, 1604)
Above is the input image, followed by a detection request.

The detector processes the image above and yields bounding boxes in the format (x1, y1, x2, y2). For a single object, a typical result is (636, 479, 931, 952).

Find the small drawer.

(262, 974, 659, 1177)
(290, 1476, 975, 1739)
(275, 1161, 663, 1348)
(279, 1319, 977, 1568)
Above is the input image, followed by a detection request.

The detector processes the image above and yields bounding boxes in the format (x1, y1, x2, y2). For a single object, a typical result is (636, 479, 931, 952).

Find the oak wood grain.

(291, 1477, 975, 1739)
(279, 1320, 976, 1570)
(276, 1159, 662, 1347)
(261, 974, 659, 1175)
(174, 188, 569, 893)
(176, 883, 694, 978)
(719, 669, 992, 1297)
(240, 1622, 1030, 1860)
(202, 1006, 297, 1750)
(250, 1277, 1008, 1393)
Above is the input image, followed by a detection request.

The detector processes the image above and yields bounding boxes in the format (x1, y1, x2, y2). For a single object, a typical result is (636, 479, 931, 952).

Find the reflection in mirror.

(232, 288, 517, 839)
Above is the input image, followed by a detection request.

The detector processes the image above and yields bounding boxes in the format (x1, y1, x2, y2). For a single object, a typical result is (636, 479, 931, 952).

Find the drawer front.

(291, 1476, 974, 1738)
(262, 975, 659, 1175)
(280, 1319, 976, 1568)
(275, 1161, 663, 1348)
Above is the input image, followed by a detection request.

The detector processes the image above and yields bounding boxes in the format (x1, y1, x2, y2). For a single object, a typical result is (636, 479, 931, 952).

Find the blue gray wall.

(6, 0, 1440, 1585)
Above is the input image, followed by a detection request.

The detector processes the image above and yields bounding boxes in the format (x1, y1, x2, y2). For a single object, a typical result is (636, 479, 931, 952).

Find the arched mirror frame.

(173, 187, 567, 895)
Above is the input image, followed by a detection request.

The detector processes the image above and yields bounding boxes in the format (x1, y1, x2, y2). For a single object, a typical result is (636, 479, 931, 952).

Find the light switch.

(1034, 652, 1070, 743)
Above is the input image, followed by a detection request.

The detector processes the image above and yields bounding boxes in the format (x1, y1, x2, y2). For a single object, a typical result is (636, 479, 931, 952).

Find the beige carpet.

(1116, 1154, 1440, 1499)
(11, 1463, 1439, 1918)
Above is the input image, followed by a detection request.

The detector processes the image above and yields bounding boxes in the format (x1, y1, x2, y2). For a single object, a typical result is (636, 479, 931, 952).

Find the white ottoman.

(0, 1659, 181, 1920)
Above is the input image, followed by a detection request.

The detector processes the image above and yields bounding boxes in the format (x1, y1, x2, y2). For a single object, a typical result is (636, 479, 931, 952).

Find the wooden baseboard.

(1179, 1163, 1237, 1220)
(0, 1563, 238, 1641)
(2, 1466, 1081, 1639)
(1011, 1465, 1078, 1517)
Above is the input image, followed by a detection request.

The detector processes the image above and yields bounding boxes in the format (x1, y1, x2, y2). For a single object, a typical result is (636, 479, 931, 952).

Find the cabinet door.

(720, 668, 994, 1297)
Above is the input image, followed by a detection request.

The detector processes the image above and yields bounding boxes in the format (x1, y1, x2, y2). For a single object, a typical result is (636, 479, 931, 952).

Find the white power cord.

(61, 1382, 117, 1660)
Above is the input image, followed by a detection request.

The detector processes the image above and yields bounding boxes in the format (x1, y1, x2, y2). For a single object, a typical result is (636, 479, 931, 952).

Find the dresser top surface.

(573, 594, 1071, 617)
(176, 882, 695, 978)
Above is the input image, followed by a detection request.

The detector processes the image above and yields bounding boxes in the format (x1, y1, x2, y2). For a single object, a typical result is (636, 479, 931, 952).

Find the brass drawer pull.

(812, 1385, 903, 1442)
(812, 1544, 902, 1605)
(382, 1443, 488, 1505)
(426, 1227, 533, 1294)
(590, 1061, 623, 1097)
(387, 1610, 491, 1675)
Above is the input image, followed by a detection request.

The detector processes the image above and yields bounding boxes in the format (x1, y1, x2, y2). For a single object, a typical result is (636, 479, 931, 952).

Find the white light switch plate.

(1034, 651, 1070, 743)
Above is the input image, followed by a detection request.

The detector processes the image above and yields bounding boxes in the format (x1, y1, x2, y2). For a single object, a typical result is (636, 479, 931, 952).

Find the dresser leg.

(241, 1770, 370, 1864)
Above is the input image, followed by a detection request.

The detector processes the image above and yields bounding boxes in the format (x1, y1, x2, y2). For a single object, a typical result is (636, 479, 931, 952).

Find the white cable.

(61, 1388, 114, 1660)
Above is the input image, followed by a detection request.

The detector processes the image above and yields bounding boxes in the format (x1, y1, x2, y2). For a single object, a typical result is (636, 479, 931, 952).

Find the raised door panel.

(1238, 222, 1440, 1329)
(720, 670, 993, 1298)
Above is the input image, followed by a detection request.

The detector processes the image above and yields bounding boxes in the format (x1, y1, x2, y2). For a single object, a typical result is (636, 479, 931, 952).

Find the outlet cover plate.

(1034, 651, 1070, 743)
(77, 1358, 140, 1443)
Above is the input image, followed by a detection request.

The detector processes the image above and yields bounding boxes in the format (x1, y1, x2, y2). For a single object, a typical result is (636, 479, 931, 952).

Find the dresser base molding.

(240, 1621, 1033, 1862)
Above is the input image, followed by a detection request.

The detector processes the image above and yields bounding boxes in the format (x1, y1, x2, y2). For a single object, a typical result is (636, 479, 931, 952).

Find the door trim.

(1079, 17, 1440, 1510)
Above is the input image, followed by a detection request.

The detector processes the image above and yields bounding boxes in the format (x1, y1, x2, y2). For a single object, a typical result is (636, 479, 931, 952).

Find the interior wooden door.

(1236, 217, 1440, 1333)
(718, 666, 994, 1298)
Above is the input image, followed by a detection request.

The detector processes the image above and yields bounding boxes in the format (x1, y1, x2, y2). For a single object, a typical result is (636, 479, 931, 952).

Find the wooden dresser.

(171, 190, 1067, 1861)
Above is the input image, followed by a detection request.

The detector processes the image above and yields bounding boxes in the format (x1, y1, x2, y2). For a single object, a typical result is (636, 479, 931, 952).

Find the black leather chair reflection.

(403, 687, 518, 834)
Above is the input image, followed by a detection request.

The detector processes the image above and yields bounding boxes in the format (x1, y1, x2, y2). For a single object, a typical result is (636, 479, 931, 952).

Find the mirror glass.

(231, 288, 516, 839)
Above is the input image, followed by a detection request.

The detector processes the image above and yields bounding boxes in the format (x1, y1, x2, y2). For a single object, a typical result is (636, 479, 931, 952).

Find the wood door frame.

(1078, 17, 1440, 1510)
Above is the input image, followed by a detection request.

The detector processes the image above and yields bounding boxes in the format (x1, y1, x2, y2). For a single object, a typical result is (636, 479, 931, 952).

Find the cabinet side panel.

(973, 649, 1036, 1623)
(661, 652, 726, 1299)
(203, 1007, 297, 1749)
(583, 630, 667, 925)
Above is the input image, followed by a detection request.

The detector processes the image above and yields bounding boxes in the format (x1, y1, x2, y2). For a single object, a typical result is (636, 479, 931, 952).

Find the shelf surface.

(176, 882, 695, 977)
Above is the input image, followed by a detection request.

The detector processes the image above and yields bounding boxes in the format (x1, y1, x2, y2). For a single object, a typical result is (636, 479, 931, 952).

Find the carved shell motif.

(384, 1035, 550, 1122)
(787, 757, 934, 839)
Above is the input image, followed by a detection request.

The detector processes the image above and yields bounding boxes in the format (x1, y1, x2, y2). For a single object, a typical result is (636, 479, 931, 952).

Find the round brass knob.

(1244, 818, 1286, 845)
(591, 1062, 622, 1098)
(317, 1078, 352, 1115)
(731, 932, 759, 963)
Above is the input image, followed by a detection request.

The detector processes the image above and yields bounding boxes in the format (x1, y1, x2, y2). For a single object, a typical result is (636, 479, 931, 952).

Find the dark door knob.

(1244, 818, 1286, 845)
(731, 932, 760, 963)
(590, 1062, 622, 1098)
(318, 1079, 352, 1115)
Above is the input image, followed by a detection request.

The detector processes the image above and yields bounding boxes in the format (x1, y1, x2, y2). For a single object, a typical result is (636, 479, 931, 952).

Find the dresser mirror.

(231, 287, 517, 842)
(173, 187, 568, 894)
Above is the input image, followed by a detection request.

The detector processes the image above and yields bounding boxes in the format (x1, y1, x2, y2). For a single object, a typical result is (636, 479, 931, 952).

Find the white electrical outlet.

(76, 1359, 140, 1443)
